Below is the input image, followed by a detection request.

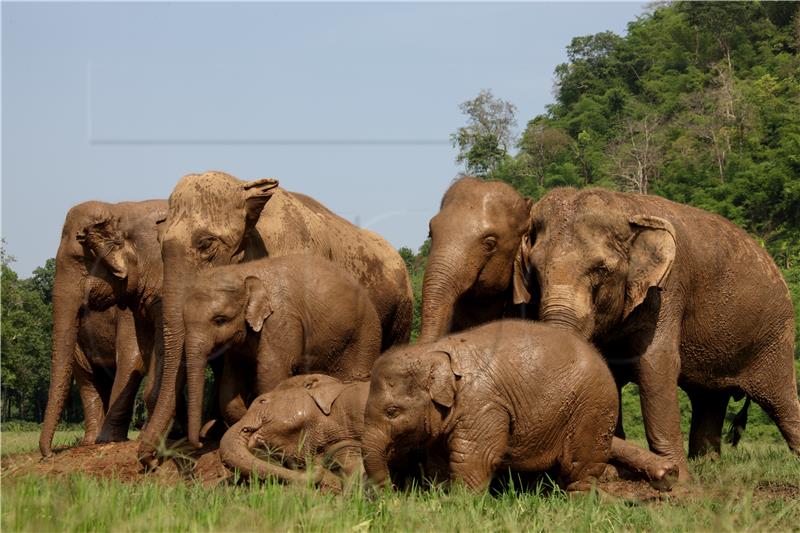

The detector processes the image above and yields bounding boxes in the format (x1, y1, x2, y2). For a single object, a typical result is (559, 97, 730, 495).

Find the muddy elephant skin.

(419, 177, 534, 343)
(362, 320, 619, 492)
(141, 171, 412, 466)
(40, 199, 167, 457)
(219, 374, 368, 484)
(526, 188, 800, 479)
(182, 255, 382, 448)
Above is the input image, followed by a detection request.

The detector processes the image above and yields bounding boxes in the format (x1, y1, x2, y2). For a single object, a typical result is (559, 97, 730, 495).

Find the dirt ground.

(2, 441, 794, 504)
(1, 441, 231, 487)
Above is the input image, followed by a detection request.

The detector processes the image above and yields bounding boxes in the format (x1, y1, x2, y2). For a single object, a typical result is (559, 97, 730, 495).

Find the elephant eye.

(385, 405, 400, 419)
(213, 315, 228, 326)
(242, 426, 255, 434)
(482, 236, 498, 253)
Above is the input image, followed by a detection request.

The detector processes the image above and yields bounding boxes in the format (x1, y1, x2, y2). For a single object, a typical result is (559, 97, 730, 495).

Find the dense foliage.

(0, 247, 58, 421)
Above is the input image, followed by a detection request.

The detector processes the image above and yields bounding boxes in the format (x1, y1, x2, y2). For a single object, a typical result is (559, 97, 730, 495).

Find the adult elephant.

(40, 199, 167, 457)
(524, 187, 800, 480)
(139, 171, 412, 466)
(419, 177, 534, 343)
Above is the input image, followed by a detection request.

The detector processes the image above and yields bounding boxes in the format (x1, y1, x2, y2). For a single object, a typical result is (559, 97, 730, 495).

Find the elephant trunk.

(539, 285, 590, 339)
(419, 249, 470, 343)
(219, 420, 325, 485)
(361, 427, 392, 488)
(40, 263, 84, 457)
(138, 252, 190, 466)
(185, 338, 208, 449)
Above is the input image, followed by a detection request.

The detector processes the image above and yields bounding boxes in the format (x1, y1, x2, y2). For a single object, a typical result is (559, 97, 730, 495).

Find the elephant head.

(40, 200, 165, 457)
(182, 269, 273, 448)
(361, 347, 463, 487)
(218, 374, 348, 484)
(141, 171, 279, 463)
(419, 177, 533, 343)
(527, 189, 676, 340)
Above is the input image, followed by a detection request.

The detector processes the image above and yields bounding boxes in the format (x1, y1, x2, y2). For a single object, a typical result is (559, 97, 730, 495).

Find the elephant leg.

(610, 437, 679, 491)
(447, 411, 509, 491)
(167, 362, 188, 440)
(143, 346, 159, 417)
(98, 311, 144, 443)
(743, 339, 800, 456)
(687, 389, 728, 459)
(73, 355, 104, 446)
(637, 341, 690, 480)
(255, 320, 302, 394)
(615, 385, 626, 439)
(219, 356, 250, 427)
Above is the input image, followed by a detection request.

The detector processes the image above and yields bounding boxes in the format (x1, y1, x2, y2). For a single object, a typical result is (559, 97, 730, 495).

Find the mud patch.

(1, 441, 230, 486)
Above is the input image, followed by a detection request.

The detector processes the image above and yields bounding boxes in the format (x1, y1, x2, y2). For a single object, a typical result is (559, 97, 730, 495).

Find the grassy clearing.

(1, 387, 797, 532)
(1, 442, 798, 532)
(1, 430, 83, 457)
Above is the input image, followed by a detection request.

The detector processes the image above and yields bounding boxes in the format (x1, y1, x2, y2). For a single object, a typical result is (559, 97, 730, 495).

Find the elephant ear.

(77, 216, 131, 279)
(244, 276, 274, 333)
(623, 215, 677, 319)
(306, 382, 346, 416)
(242, 178, 279, 226)
(427, 350, 458, 409)
(512, 233, 533, 305)
(154, 213, 168, 244)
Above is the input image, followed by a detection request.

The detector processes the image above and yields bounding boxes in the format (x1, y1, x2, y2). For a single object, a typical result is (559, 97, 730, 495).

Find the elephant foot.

(95, 434, 130, 444)
(647, 463, 679, 492)
(79, 434, 99, 446)
(611, 437, 688, 489)
(95, 427, 130, 444)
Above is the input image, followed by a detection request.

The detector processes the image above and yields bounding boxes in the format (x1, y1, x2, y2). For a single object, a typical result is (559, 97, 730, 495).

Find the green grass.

(1, 429, 83, 456)
(1, 388, 798, 532)
(2, 443, 798, 532)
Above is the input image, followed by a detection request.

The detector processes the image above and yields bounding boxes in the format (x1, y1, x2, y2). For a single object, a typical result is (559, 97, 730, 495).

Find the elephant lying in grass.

(182, 255, 382, 449)
(361, 320, 679, 492)
(219, 374, 368, 485)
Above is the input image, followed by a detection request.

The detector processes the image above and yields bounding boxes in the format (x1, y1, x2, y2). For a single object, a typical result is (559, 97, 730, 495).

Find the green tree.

(1, 250, 53, 421)
(452, 90, 518, 176)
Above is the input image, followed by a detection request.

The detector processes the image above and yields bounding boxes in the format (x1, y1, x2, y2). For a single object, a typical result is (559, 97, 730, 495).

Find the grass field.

(2, 388, 799, 532)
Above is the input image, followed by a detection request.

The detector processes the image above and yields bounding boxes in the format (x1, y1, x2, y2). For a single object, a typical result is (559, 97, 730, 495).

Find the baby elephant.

(363, 320, 643, 492)
(219, 374, 369, 484)
(183, 255, 382, 448)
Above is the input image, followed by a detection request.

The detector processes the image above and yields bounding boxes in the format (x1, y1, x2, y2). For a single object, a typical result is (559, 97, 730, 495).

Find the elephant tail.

(726, 396, 751, 447)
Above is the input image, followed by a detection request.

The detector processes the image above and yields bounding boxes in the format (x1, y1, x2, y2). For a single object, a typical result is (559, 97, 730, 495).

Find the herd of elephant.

(39, 170, 800, 492)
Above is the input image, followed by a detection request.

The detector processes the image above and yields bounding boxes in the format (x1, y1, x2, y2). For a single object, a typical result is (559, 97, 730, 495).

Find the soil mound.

(2, 441, 230, 486)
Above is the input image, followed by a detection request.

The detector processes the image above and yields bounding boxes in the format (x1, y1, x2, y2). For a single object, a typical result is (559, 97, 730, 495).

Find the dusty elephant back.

(440, 319, 618, 429)
(256, 189, 412, 347)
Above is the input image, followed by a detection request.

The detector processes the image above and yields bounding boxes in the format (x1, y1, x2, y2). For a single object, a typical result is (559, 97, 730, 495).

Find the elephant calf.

(362, 320, 678, 492)
(219, 374, 368, 484)
(182, 255, 382, 448)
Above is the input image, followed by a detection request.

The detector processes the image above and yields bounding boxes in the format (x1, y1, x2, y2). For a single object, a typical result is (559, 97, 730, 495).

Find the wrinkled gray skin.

(182, 255, 382, 448)
(419, 177, 534, 343)
(40, 200, 167, 457)
(526, 188, 800, 480)
(141, 172, 412, 466)
(219, 374, 368, 484)
(362, 320, 625, 492)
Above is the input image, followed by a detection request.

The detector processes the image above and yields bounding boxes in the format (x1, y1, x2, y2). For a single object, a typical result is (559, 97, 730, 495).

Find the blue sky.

(2, 2, 645, 275)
